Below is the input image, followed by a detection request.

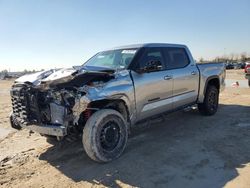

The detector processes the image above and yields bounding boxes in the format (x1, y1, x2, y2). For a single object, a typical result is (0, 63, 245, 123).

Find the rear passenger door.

(131, 47, 174, 121)
(163, 47, 199, 108)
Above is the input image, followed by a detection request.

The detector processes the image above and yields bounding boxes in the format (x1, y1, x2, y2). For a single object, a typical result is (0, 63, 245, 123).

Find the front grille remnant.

(11, 85, 41, 126)
(11, 87, 29, 125)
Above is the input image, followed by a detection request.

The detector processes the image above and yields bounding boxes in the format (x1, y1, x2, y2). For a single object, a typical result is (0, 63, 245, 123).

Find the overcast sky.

(1, 0, 250, 71)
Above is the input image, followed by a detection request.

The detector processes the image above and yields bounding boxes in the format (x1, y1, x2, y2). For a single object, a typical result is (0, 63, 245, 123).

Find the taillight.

(245, 65, 250, 73)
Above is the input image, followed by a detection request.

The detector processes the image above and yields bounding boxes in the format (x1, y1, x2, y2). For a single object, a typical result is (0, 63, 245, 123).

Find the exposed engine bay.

(10, 68, 122, 137)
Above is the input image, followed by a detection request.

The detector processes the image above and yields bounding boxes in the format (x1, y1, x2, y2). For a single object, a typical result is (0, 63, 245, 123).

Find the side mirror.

(140, 60, 162, 73)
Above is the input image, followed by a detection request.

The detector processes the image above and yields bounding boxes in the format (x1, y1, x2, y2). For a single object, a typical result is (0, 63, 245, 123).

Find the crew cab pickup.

(10, 43, 226, 162)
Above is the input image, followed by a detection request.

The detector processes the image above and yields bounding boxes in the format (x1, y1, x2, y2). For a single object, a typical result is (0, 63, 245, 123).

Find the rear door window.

(163, 48, 190, 69)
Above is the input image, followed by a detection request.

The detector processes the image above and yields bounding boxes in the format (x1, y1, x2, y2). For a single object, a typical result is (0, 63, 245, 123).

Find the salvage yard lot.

(0, 70, 250, 188)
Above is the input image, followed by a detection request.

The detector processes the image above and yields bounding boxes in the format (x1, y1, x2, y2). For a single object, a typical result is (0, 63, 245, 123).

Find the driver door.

(131, 47, 174, 121)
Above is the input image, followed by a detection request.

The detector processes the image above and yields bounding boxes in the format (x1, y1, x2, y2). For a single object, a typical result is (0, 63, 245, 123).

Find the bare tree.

(229, 53, 235, 61)
(240, 52, 247, 62)
(234, 54, 239, 61)
(199, 57, 204, 63)
(1, 69, 8, 73)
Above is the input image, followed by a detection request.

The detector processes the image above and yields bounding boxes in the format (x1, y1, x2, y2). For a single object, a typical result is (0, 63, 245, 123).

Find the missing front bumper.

(23, 124, 67, 137)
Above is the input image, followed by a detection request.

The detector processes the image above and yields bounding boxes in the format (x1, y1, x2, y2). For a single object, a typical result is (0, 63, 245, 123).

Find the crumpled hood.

(15, 68, 77, 86)
(14, 66, 116, 90)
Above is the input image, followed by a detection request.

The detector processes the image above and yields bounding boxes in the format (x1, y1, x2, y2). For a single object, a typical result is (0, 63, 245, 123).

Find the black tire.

(82, 109, 128, 163)
(198, 85, 219, 116)
(248, 79, 250, 87)
(10, 113, 22, 130)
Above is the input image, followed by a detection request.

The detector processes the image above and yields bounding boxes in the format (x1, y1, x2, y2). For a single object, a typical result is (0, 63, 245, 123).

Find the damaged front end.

(10, 68, 117, 138)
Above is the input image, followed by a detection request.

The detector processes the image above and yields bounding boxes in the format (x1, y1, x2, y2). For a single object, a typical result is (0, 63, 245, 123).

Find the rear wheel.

(82, 109, 128, 163)
(198, 85, 219, 116)
(248, 79, 250, 87)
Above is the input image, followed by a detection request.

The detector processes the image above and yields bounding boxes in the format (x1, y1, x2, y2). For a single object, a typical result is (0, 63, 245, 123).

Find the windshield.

(83, 48, 138, 69)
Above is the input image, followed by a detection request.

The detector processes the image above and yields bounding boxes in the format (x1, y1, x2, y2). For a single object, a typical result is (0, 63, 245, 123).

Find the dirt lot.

(225, 69, 246, 80)
(0, 70, 250, 188)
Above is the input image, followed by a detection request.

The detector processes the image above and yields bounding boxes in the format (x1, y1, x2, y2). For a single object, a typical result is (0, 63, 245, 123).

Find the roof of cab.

(107, 43, 187, 50)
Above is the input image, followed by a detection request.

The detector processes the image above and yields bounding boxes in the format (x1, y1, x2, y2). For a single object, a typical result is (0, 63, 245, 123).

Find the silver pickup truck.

(10, 43, 225, 162)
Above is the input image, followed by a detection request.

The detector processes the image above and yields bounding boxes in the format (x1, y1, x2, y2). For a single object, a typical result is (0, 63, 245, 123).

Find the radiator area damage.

(10, 67, 135, 138)
(72, 95, 90, 124)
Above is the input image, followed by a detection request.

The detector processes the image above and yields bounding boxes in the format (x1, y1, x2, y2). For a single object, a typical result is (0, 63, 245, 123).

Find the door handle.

(164, 75, 173, 80)
(191, 71, 197, 75)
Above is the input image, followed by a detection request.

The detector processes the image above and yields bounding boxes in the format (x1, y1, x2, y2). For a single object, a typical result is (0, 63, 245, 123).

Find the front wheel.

(10, 113, 22, 130)
(198, 85, 219, 116)
(82, 109, 128, 163)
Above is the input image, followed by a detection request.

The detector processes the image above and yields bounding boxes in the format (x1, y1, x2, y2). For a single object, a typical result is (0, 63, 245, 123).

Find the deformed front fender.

(72, 70, 136, 124)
